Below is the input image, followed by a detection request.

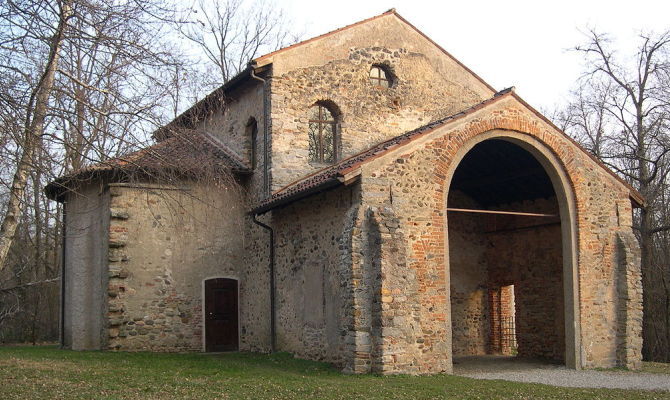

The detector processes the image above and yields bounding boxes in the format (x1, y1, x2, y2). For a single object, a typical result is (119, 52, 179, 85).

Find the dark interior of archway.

(449, 139, 556, 207)
(447, 139, 565, 366)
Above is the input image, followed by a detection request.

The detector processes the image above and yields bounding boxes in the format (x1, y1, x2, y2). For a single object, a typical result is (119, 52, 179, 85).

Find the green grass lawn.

(0, 346, 668, 400)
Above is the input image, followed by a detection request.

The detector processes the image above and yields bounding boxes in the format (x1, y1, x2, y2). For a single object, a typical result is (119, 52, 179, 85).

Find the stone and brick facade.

(48, 9, 643, 375)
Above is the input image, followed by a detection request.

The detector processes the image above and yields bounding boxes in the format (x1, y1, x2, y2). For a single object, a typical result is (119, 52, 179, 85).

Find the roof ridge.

(253, 9, 395, 64)
(253, 9, 496, 94)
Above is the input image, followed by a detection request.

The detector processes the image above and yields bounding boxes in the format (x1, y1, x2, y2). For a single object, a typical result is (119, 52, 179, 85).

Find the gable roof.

(45, 131, 250, 201)
(252, 9, 496, 93)
(160, 9, 497, 135)
(251, 89, 513, 214)
(252, 88, 643, 214)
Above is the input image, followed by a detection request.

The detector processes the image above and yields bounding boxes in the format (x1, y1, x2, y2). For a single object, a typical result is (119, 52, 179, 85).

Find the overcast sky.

(278, 0, 669, 111)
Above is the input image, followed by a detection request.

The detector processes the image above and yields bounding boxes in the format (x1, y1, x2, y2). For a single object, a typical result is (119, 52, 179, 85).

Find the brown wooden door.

(205, 278, 238, 352)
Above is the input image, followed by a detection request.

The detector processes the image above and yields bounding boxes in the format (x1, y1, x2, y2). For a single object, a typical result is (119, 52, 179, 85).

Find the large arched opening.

(445, 132, 580, 370)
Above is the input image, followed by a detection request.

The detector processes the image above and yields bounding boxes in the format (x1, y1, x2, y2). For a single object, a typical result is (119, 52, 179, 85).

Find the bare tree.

(180, 0, 295, 89)
(0, 0, 72, 271)
(0, 0, 186, 271)
(0, 0, 295, 343)
(0, 0, 187, 342)
(558, 29, 670, 361)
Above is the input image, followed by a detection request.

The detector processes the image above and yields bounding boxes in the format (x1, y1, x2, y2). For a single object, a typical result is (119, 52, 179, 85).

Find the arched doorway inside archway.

(448, 139, 566, 367)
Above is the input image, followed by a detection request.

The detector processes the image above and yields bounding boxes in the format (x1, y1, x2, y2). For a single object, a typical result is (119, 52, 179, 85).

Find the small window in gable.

(369, 65, 392, 88)
(308, 103, 338, 163)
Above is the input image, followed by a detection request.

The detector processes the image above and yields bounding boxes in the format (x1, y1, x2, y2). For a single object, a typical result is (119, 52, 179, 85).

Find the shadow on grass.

(1, 345, 337, 373)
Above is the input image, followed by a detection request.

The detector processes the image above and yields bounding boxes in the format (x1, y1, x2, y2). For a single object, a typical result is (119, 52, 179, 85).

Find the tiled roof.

(253, 86, 644, 214)
(45, 131, 250, 200)
(252, 89, 514, 214)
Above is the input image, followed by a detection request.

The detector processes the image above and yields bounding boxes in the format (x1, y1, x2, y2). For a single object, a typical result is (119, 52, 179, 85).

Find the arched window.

(246, 118, 258, 169)
(308, 103, 337, 163)
(369, 65, 392, 88)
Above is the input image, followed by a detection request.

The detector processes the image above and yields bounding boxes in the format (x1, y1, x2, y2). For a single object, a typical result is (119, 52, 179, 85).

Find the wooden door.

(205, 278, 238, 352)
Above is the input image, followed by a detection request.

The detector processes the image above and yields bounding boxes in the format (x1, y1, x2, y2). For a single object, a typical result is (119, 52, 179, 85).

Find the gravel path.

(454, 356, 670, 391)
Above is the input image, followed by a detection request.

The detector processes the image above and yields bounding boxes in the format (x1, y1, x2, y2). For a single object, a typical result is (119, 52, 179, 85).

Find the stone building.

(46, 9, 643, 374)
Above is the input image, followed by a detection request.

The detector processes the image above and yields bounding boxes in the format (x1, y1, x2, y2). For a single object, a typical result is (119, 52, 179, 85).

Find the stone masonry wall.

(350, 94, 642, 373)
(105, 183, 246, 351)
(447, 191, 490, 357)
(197, 82, 263, 167)
(486, 198, 564, 361)
(270, 185, 360, 366)
(269, 46, 486, 190)
(62, 183, 110, 350)
(192, 80, 268, 202)
(447, 193, 564, 360)
(239, 215, 272, 353)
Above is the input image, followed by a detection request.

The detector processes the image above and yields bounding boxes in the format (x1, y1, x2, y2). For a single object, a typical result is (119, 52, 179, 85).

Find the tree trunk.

(640, 205, 657, 359)
(0, 1, 71, 270)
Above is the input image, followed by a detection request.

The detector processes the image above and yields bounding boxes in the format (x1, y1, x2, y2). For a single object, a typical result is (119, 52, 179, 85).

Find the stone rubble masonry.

(447, 193, 563, 360)
(615, 230, 643, 370)
(447, 192, 490, 358)
(270, 186, 360, 366)
(191, 80, 267, 202)
(104, 183, 246, 352)
(341, 94, 642, 373)
(269, 46, 486, 191)
(485, 198, 564, 361)
(58, 11, 643, 376)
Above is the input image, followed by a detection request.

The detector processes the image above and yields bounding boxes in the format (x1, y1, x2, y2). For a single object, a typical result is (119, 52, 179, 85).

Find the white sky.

(278, 0, 670, 111)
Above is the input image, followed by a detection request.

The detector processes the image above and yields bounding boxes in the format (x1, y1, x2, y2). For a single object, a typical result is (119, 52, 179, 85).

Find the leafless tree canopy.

(180, 0, 295, 89)
(557, 29, 670, 362)
(0, 0, 296, 343)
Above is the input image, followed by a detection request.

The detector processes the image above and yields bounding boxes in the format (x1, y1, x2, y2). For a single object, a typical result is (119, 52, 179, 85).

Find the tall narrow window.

(246, 118, 258, 169)
(308, 103, 337, 163)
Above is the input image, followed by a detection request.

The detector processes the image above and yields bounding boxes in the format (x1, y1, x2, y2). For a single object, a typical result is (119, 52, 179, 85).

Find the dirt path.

(454, 356, 670, 392)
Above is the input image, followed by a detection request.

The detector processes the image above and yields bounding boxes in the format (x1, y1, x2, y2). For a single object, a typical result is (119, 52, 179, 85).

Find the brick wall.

(348, 94, 642, 373)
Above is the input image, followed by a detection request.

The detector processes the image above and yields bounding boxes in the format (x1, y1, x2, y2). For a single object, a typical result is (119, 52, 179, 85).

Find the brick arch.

(439, 127, 582, 370)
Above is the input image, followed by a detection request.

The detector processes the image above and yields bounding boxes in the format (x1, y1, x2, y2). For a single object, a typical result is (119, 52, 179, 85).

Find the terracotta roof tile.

(253, 86, 643, 214)
(45, 131, 250, 200)
(252, 89, 514, 214)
